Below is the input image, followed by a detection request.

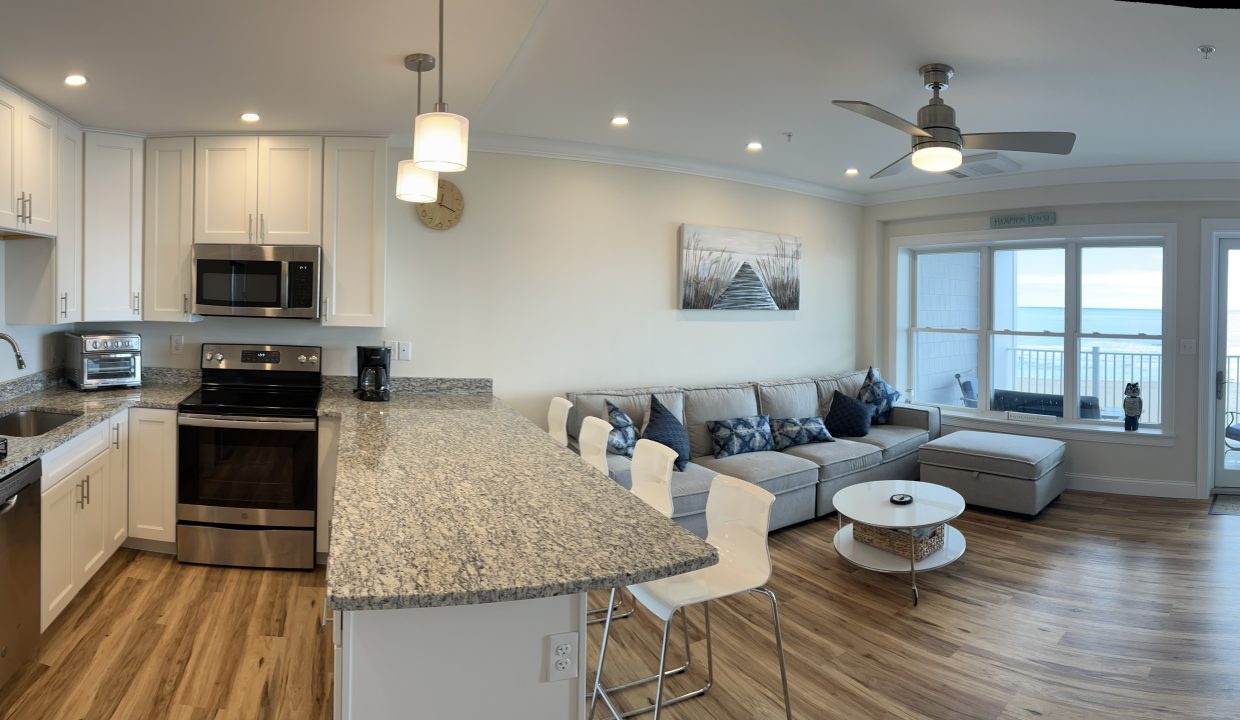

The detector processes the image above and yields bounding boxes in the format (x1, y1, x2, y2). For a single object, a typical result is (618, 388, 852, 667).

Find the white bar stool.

(591, 475, 793, 720)
(548, 396, 572, 448)
(579, 416, 612, 476)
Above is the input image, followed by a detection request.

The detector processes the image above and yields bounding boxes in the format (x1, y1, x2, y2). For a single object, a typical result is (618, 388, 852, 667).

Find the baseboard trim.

(1066, 472, 1200, 499)
(122, 537, 177, 555)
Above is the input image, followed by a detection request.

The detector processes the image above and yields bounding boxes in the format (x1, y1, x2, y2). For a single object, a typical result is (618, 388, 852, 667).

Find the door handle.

(1219, 370, 1232, 401)
(22, 193, 30, 223)
(113, 423, 121, 449)
(183, 293, 190, 314)
(84, 475, 91, 505)
(133, 292, 141, 315)
(248, 213, 254, 241)
(260, 213, 266, 240)
(61, 292, 68, 318)
(76, 481, 85, 509)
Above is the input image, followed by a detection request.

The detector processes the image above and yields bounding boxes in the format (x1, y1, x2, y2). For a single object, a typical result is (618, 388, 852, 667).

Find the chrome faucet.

(0, 333, 26, 369)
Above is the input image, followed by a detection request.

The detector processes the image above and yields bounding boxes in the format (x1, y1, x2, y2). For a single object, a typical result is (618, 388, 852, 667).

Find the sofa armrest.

(889, 403, 940, 439)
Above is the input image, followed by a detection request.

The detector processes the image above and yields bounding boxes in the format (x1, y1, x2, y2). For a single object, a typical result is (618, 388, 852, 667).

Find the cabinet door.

(19, 99, 57, 236)
(194, 136, 258, 243)
(322, 138, 386, 327)
(56, 116, 82, 323)
(0, 84, 20, 231)
(82, 132, 144, 321)
(41, 471, 79, 632)
(144, 137, 197, 321)
(107, 411, 130, 552)
(128, 408, 177, 543)
(75, 452, 109, 584)
(257, 136, 322, 245)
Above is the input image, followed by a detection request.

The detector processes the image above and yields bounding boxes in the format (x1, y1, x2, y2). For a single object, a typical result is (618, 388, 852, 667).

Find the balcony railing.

(1010, 347, 1164, 424)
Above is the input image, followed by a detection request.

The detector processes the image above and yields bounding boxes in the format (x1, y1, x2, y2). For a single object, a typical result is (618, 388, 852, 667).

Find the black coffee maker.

(355, 346, 391, 402)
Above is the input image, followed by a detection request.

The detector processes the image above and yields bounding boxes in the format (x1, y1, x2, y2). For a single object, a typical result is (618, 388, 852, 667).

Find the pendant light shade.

(396, 158, 438, 203)
(413, 112, 469, 172)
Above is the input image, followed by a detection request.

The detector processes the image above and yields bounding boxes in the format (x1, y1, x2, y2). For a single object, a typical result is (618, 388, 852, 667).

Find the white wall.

(0, 242, 62, 381)
(860, 179, 1240, 498)
(81, 150, 863, 423)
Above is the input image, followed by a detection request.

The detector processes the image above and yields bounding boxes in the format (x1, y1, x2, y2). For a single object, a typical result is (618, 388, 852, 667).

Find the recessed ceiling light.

(746, 141, 763, 152)
(845, 168, 859, 176)
(611, 115, 629, 127)
(64, 74, 87, 87)
(240, 112, 261, 123)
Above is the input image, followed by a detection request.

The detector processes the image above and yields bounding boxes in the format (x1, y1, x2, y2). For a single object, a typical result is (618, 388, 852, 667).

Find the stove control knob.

(308, 355, 319, 365)
(103, 340, 112, 349)
(204, 353, 212, 363)
(297, 354, 308, 364)
(91, 340, 99, 349)
(214, 353, 224, 362)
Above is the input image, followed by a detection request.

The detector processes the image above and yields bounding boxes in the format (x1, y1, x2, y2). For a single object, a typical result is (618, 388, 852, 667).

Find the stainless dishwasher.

(0, 459, 40, 691)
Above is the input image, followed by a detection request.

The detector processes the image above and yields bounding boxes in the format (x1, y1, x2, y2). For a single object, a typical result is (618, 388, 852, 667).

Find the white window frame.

(888, 223, 1177, 439)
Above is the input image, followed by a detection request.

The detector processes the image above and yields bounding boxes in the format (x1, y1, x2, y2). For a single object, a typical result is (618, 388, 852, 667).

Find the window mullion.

(1064, 242, 1081, 420)
(979, 246, 992, 412)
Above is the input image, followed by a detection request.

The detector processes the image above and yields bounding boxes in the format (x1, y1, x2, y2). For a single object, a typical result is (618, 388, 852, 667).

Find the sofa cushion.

(757, 379, 819, 419)
(693, 451, 819, 497)
(783, 439, 882, 480)
(683, 384, 759, 459)
(848, 425, 929, 462)
(706, 415, 774, 458)
(565, 387, 684, 440)
(643, 395, 690, 470)
(831, 370, 870, 399)
(919, 430, 1065, 480)
(770, 416, 832, 451)
(665, 462, 722, 519)
(824, 391, 872, 437)
(604, 401, 638, 456)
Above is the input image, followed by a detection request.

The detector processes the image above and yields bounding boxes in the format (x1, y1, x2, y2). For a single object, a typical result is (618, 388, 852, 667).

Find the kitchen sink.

(0, 410, 78, 437)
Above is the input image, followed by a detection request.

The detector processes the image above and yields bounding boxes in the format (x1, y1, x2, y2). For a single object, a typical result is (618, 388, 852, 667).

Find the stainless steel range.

(176, 343, 321, 569)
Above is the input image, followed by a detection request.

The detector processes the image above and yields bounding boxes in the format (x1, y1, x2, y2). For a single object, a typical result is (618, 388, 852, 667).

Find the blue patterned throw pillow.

(642, 395, 690, 471)
(604, 400, 638, 457)
(706, 415, 775, 459)
(857, 367, 901, 425)
(770, 416, 833, 451)
(824, 391, 872, 437)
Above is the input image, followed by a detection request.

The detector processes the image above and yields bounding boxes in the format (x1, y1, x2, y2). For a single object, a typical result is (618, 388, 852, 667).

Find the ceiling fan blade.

(961, 132, 1076, 155)
(870, 152, 912, 179)
(832, 101, 931, 138)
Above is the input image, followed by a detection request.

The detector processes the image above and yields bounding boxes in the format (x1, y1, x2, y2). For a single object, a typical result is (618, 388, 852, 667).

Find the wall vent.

(947, 152, 1022, 179)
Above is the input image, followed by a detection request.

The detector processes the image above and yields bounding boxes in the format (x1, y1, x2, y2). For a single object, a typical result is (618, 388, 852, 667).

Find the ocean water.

(1017, 307, 1240, 353)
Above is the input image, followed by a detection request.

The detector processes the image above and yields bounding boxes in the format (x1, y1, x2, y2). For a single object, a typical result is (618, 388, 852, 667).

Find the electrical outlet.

(544, 632, 578, 682)
(171, 335, 185, 355)
(397, 341, 412, 362)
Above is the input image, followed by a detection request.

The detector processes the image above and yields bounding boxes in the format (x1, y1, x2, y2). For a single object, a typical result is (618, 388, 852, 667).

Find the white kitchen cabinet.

(195, 135, 322, 245)
(317, 416, 340, 556)
(107, 410, 130, 553)
(128, 408, 177, 543)
(322, 137, 386, 327)
(144, 137, 199, 322)
(19, 99, 57, 236)
(3, 115, 82, 325)
(82, 131, 144, 321)
(40, 449, 110, 632)
(258, 136, 322, 245)
(0, 84, 20, 230)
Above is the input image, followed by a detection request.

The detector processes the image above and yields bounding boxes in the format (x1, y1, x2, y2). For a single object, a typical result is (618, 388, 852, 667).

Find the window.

(899, 232, 1171, 429)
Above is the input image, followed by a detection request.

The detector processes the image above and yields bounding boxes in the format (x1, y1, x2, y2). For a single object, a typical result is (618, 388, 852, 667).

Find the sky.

(1011, 247, 1163, 310)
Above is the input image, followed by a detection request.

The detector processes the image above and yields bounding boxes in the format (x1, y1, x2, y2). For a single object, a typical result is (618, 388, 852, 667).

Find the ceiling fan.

(833, 64, 1076, 179)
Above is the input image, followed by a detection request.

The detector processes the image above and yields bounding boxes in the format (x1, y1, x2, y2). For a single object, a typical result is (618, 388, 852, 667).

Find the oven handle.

(177, 414, 317, 431)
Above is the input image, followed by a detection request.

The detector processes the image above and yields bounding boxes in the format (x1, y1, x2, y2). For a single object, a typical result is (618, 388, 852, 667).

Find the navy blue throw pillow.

(824, 391, 872, 437)
(706, 415, 775, 459)
(770, 416, 833, 451)
(642, 395, 690, 471)
(857, 367, 901, 425)
(604, 400, 638, 457)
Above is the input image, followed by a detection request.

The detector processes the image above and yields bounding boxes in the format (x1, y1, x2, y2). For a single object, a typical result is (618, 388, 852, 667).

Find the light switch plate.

(1179, 339, 1196, 355)
(171, 335, 185, 354)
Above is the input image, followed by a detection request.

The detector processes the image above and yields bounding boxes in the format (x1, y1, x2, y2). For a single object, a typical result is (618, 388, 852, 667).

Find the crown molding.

(863, 162, 1240, 206)
(469, 133, 868, 206)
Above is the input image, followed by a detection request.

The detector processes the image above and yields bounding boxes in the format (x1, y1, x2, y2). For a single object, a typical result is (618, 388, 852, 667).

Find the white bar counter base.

(319, 389, 717, 720)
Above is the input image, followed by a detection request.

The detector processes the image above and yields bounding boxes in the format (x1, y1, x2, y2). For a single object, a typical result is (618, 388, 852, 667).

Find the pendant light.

(396, 53, 439, 203)
(413, 0, 469, 172)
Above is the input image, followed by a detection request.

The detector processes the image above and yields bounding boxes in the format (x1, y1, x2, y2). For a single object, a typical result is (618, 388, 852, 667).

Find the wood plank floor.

(3, 491, 1239, 719)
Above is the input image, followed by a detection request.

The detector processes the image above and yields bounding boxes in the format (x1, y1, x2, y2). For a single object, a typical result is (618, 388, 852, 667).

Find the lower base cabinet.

(41, 450, 110, 632)
(127, 408, 176, 543)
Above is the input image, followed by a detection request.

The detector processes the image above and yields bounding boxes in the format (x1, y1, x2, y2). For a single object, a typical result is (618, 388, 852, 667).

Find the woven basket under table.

(852, 522, 945, 561)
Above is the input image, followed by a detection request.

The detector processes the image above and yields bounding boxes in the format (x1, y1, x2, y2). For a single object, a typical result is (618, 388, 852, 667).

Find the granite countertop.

(320, 388, 719, 611)
(0, 383, 193, 477)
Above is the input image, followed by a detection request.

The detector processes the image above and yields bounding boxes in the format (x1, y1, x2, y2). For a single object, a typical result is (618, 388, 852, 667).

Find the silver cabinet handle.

(248, 213, 254, 241)
(27, 193, 32, 223)
(260, 213, 266, 240)
(113, 423, 121, 449)
(76, 480, 85, 509)
(133, 292, 141, 314)
(183, 293, 190, 314)
(14, 193, 20, 222)
(60, 292, 68, 318)
(85, 475, 91, 505)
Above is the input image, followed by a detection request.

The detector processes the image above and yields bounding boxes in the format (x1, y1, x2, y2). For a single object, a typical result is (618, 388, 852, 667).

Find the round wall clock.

(416, 178, 464, 230)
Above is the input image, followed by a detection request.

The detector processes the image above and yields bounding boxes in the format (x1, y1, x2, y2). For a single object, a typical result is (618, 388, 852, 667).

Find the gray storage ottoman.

(918, 430, 1066, 516)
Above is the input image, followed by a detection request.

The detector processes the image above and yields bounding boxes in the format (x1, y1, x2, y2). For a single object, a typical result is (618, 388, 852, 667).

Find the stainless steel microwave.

(191, 244, 321, 319)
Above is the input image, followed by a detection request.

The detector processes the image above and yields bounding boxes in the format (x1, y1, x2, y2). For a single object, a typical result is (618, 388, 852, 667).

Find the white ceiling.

(2, 0, 1238, 197)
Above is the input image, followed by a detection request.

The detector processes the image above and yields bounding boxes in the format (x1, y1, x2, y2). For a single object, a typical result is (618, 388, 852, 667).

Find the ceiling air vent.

(946, 152, 1022, 179)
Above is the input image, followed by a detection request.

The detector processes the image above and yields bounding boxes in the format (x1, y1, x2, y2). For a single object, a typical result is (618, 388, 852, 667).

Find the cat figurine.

(1122, 382, 1143, 432)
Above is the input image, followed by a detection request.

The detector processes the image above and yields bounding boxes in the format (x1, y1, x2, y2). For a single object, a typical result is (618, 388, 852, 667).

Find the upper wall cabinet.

(83, 132, 144, 322)
(144, 137, 199, 322)
(322, 137, 386, 327)
(0, 84, 58, 236)
(195, 135, 322, 245)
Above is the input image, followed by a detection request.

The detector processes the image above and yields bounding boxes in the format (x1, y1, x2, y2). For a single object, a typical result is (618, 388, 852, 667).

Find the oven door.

(177, 414, 317, 528)
(81, 353, 141, 387)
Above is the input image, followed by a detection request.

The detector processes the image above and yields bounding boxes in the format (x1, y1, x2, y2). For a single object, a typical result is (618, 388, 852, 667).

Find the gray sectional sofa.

(565, 369, 941, 537)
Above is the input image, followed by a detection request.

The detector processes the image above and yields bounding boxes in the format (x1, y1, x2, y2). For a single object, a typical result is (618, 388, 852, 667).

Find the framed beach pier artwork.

(679, 224, 801, 310)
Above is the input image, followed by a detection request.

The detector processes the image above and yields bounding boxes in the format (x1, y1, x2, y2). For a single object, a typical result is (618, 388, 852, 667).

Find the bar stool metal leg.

(650, 619, 675, 720)
(600, 607, 693, 696)
(590, 588, 619, 718)
(589, 588, 634, 625)
(752, 587, 793, 720)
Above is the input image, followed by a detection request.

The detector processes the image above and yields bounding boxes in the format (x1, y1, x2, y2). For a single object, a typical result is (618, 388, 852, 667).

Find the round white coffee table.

(832, 480, 966, 605)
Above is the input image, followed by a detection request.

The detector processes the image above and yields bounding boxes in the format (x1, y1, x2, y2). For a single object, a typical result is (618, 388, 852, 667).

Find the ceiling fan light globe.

(911, 145, 962, 172)
(413, 112, 470, 172)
